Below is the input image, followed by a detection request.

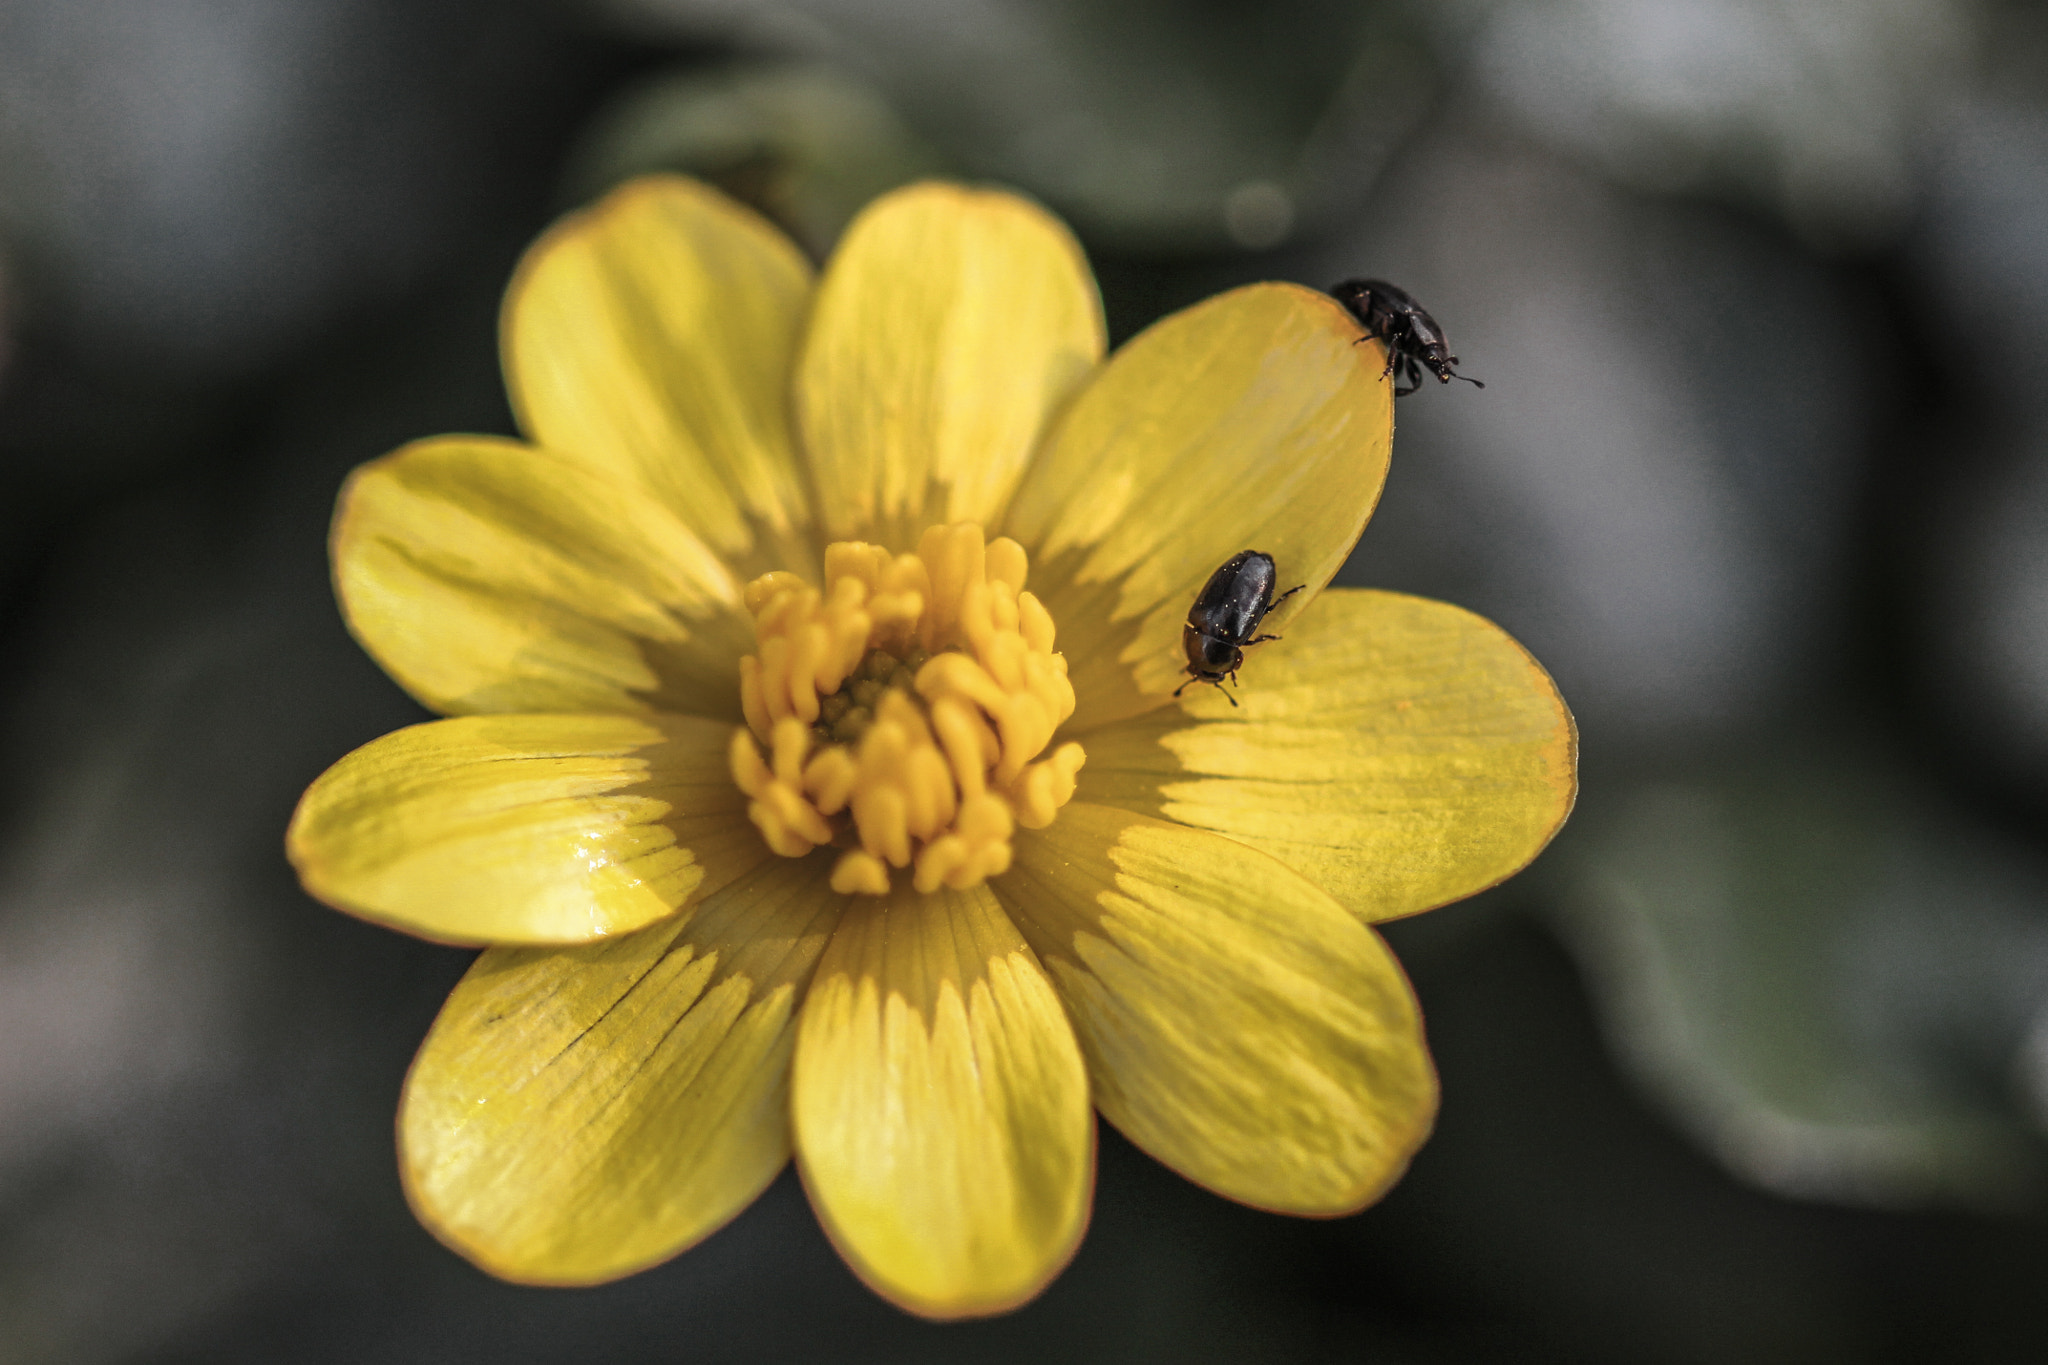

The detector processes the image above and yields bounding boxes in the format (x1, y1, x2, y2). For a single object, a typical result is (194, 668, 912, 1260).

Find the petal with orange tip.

(796, 183, 1105, 548)
(1003, 283, 1392, 732)
(504, 175, 818, 581)
(288, 713, 763, 945)
(792, 882, 1093, 1318)
(996, 802, 1437, 1216)
(1081, 589, 1577, 923)
(400, 855, 842, 1284)
(333, 436, 753, 718)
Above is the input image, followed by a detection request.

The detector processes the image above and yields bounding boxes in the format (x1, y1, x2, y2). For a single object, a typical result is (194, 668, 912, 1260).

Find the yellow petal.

(504, 175, 817, 581)
(1083, 589, 1576, 923)
(792, 882, 1093, 1318)
(288, 713, 765, 945)
(796, 182, 1105, 547)
(994, 802, 1436, 1215)
(334, 436, 755, 718)
(1003, 283, 1391, 731)
(400, 855, 842, 1284)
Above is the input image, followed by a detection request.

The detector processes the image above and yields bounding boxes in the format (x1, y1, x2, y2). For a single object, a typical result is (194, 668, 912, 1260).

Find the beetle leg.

(1269, 583, 1305, 610)
(1245, 633, 1282, 646)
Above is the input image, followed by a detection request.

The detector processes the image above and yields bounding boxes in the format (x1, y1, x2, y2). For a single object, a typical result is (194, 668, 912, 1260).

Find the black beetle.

(1329, 278, 1484, 396)
(1174, 550, 1304, 704)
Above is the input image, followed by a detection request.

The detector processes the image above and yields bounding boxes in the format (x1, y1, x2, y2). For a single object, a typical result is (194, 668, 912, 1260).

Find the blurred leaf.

(1550, 743, 2048, 1209)
(563, 63, 947, 258)
(591, 0, 1437, 250)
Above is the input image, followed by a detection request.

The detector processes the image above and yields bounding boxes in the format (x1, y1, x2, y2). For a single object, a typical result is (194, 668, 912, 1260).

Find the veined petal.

(400, 855, 842, 1284)
(288, 713, 765, 945)
(792, 882, 1093, 1319)
(1003, 284, 1390, 731)
(504, 175, 817, 581)
(1083, 589, 1577, 923)
(796, 182, 1104, 548)
(334, 436, 754, 718)
(995, 803, 1436, 1216)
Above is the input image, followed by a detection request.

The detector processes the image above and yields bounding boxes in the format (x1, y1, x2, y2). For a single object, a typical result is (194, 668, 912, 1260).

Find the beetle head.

(1202, 636, 1243, 672)
(1426, 347, 1485, 388)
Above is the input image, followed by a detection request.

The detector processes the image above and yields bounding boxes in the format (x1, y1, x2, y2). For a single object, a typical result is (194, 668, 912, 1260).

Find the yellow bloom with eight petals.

(287, 175, 1575, 1318)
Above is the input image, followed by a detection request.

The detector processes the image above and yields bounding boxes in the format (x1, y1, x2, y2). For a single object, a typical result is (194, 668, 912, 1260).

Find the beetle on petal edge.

(1175, 550, 1304, 705)
(1330, 278, 1484, 396)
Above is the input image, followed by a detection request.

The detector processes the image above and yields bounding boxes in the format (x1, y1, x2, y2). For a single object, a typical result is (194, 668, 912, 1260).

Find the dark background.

(5, 1, 2048, 1360)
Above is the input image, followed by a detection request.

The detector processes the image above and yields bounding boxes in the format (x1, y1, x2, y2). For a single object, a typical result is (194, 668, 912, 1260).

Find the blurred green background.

(5, 1, 2048, 1360)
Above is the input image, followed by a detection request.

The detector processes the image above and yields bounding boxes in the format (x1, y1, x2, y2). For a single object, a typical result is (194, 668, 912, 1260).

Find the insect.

(1329, 278, 1484, 396)
(1174, 550, 1303, 704)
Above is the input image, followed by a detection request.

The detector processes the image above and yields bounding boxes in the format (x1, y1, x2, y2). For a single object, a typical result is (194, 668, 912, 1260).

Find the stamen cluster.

(729, 524, 1085, 895)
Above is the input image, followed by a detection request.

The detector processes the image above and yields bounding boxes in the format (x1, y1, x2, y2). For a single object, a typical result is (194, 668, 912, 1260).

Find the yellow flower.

(286, 176, 1575, 1319)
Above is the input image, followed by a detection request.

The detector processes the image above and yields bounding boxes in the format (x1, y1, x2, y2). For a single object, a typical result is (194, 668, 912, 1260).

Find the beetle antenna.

(1453, 373, 1485, 388)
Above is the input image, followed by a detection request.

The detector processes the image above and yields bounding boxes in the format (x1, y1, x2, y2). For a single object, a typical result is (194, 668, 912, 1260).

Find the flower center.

(728, 523, 1086, 896)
